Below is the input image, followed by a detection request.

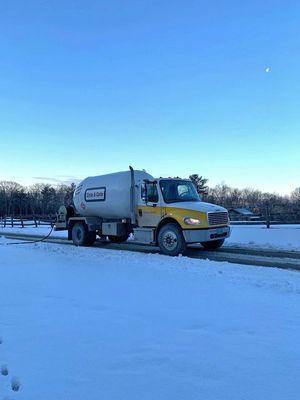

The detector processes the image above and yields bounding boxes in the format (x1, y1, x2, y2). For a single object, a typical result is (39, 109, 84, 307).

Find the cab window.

(160, 180, 200, 203)
(178, 184, 194, 199)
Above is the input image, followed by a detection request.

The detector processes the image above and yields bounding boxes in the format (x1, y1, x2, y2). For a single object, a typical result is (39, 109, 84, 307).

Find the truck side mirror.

(141, 183, 148, 204)
(142, 181, 158, 204)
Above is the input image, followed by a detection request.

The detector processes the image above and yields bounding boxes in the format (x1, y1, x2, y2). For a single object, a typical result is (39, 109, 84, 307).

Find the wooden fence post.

(265, 202, 271, 229)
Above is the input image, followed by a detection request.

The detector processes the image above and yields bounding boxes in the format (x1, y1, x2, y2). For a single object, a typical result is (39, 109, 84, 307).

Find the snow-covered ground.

(0, 238, 300, 399)
(0, 225, 68, 238)
(1, 224, 300, 251)
(227, 224, 300, 251)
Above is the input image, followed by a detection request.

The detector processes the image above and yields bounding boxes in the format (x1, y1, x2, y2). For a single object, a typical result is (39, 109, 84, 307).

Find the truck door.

(137, 182, 162, 227)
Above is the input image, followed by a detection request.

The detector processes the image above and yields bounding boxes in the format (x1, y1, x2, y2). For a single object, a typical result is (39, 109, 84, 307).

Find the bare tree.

(291, 187, 300, 203)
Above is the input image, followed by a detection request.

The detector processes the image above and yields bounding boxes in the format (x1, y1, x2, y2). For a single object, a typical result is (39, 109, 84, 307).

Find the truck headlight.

(184, 217, 202, 225)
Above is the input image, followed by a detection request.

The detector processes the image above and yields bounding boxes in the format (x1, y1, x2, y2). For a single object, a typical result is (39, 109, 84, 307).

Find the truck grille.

(208, 212, 229, 226)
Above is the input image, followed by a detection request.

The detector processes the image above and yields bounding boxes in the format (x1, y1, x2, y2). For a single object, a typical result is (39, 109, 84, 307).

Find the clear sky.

(0, 0, 299, 194)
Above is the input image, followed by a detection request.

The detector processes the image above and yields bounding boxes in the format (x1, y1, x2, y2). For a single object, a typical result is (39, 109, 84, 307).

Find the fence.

(0, 215, 56, 228)
(228, 204, 300, 227)
(230, 220, 300, 226)
(1, 210, 300, 230)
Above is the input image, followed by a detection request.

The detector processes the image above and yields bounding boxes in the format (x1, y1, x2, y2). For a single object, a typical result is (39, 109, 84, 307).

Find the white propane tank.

(73, 170, 154, 219)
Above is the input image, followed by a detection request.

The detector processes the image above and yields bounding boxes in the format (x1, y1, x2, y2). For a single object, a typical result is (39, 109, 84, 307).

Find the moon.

(265, 67, 271, 73)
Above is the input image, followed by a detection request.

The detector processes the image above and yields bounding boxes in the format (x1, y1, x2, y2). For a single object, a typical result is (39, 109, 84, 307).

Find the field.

(1, 229, 300, 399)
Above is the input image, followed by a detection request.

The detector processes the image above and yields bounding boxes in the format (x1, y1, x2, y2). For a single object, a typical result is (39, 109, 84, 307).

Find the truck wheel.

(108, 234, 129, 243)
(201, 239, 225, 250)
(72, 222, 95, 246)
(158, 223, 186, 256)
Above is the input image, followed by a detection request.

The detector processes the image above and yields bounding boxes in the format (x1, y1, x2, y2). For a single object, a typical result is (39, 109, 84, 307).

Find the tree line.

(189, 175, 300, 222)
(1, 177, 300, 222)
(0, 181, 76, 217)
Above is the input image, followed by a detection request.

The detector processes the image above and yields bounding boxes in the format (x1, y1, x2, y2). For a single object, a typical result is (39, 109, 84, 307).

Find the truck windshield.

(159, 180, 201, 203)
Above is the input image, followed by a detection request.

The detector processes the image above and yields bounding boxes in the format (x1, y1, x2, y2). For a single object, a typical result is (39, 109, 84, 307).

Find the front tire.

(201, 239, 225, 250)
(72, 222, 96, 246)
(158, 223, 186, 256)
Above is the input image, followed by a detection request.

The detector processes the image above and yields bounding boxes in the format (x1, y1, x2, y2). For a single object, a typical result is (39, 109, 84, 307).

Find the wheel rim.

(162, 230, 178, 251)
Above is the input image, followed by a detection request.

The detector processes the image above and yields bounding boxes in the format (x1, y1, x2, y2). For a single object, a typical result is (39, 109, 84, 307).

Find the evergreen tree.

(189, 174, 209, 195)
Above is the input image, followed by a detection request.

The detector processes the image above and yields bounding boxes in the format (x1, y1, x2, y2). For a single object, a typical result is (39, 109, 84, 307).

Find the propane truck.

(56, 167, 230, 256)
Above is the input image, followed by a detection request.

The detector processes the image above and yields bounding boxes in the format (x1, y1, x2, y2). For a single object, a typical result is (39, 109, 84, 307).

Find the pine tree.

(189, 174, 209, 195)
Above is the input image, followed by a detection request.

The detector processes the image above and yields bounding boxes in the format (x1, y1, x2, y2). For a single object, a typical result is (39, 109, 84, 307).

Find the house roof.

(229, 208, 254, 215)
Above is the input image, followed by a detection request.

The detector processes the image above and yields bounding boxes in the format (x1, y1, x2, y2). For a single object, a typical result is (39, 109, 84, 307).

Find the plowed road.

(1, 232, 300, 271)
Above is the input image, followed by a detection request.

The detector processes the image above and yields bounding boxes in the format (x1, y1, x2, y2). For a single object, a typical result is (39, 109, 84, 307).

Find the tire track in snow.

(2, 232, 300, 270)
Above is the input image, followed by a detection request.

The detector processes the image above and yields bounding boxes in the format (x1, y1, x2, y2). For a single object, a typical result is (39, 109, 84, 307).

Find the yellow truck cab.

(136, 177, 230, 255)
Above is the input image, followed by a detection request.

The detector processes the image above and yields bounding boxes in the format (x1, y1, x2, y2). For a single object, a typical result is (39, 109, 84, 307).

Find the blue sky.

(0, 0, 299, 194)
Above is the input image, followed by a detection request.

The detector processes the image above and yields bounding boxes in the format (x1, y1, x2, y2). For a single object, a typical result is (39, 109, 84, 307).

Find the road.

(2, 231, 300, 270)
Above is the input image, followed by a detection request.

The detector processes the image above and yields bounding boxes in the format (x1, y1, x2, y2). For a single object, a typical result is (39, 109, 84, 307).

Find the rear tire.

(72, 222, 96, 247)
(108, 234, 129, 243)
(201, 239, 225, 250)
(158, 223, 186, 256)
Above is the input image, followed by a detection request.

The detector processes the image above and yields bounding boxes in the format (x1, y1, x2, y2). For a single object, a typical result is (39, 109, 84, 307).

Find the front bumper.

(183, 226, 231, 244)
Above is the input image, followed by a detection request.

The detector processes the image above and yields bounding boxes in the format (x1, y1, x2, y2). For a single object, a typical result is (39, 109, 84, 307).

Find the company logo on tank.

(85, 187, 106, 202)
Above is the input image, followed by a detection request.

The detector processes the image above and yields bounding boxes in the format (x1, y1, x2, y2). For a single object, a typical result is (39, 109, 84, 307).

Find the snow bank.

(0, 240, 300, 399)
